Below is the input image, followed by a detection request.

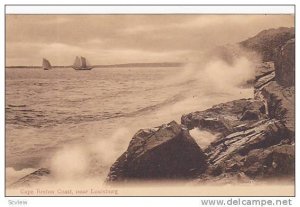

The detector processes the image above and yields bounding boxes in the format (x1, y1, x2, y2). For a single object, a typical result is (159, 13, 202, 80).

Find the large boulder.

(275, 38, 295, 87)
(106, 121, 207, 182)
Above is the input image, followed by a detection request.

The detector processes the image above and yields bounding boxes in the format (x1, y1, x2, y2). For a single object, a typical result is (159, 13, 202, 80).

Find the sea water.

(6, 66, 253, 184)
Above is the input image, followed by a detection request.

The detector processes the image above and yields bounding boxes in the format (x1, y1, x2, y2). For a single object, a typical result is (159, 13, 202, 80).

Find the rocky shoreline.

(9, 27, 295, 188)
(106, 27, 295, 183)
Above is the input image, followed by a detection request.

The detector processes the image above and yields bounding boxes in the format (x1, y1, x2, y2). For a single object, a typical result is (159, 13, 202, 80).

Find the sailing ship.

(42, 58, 52, 70)
(72, 56, 93, 70)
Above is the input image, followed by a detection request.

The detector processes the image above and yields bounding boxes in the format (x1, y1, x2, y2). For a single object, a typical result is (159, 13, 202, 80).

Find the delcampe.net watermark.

(200, 198, 293, 207)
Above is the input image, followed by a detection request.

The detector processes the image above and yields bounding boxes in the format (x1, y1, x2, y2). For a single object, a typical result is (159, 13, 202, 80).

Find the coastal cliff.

(106, 27, 295, 183)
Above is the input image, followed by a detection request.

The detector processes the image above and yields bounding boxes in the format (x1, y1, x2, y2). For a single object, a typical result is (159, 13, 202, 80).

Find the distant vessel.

(42, 58, 52, 70)
(72, 56, 93, 70)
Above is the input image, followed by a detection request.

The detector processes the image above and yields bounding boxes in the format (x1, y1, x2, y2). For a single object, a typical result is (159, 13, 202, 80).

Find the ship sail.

(72, 56, 93, 70)
(42, 58, 52, 70)
(73, 56, 81, 68)
(81, 57, 87, 68)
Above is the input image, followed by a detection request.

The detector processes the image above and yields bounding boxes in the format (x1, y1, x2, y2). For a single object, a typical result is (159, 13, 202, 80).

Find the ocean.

(6, 65, 253, 185)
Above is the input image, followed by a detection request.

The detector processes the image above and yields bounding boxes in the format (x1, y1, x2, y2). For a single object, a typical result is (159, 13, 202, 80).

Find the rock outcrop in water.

(107, 27, 295, 183)
(9, 168, 51, 188)
(107, 121, 207, 181)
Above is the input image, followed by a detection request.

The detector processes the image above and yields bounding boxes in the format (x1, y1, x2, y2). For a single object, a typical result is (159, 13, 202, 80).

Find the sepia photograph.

(5, 8, 295, 196)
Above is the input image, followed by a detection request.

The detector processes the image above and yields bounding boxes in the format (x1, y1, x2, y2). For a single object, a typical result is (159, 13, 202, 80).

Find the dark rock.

(260, 81, 295, 137)
(253, 49, 294, 139)
(206, 119, 286, 164)
(9, 168, 50, 188)
(197, 117, 230, 134)
(226, 163, 240, 172)
(197, 114, 292, 181)
(255, 71, 275, 91)
(254, 62, 275, 100)
(106, 121, 207, 182)
(181, 99, 266, 135)
(255, 62, 275, 81)
(193, 172, 252, 185)
(240, 110, 260, 121)
(181, 89, 291, 181)
(275, 38, 295, 87)
(242, 145, 295, 178)
(106, 152, 128, 182)
(240, 27, 294, 61)
(206, 165, 223, 176)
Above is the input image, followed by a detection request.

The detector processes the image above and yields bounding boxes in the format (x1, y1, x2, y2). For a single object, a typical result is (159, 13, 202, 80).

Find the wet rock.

(9, 168, 50, 188)
(106, 121, 207, 182)
(240, 110, 260, 121)
(254, 62, 275, 100)
(255, 71, 275, 91)
(275, 38, 295, 87)
(206, 119, 286, 165)
(252, 45, 294, 139)
(181, 89, 291, 181)
(255, 62, 275, 80)
(206, 165, 223, 176)
(260, 81, 295, 137)
(197, 117, 230, 134)
(242, 145, 295, 178)
(194, 172, 252, 185)
(181, 99, 266, 135)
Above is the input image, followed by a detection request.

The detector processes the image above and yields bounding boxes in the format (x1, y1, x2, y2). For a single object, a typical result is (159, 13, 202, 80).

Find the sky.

(6, 15, 294, 66)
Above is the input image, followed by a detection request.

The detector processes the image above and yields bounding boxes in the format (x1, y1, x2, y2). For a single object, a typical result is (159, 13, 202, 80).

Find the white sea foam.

(6, 47, 259, 189)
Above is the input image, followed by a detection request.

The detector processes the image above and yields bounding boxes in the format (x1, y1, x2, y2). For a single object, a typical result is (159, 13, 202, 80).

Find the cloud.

(6, 14, 294, 65)
(6, 41, 190, 65)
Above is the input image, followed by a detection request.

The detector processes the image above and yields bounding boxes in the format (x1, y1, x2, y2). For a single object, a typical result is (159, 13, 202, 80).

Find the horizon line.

(6, 62, 185, 68)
